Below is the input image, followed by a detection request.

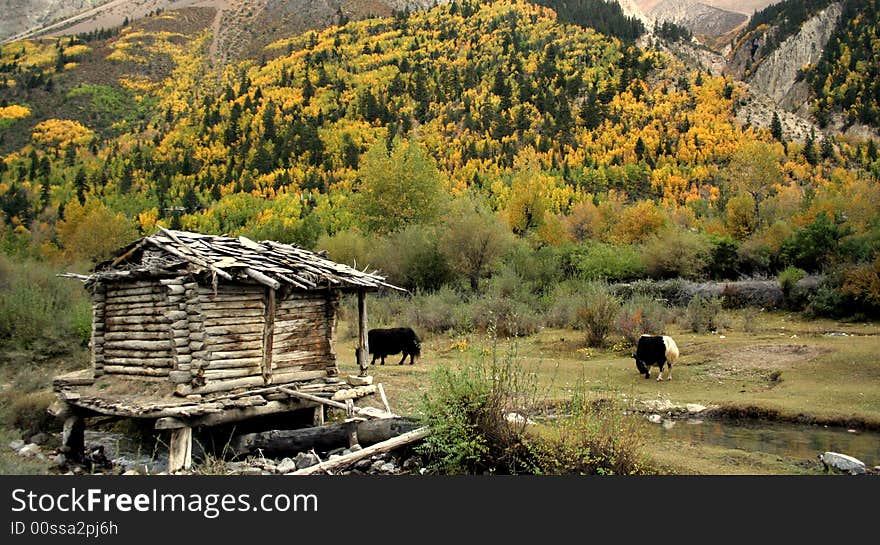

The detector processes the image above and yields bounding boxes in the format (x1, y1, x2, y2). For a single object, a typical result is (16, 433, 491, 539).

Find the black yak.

(356, 327, 421, 366)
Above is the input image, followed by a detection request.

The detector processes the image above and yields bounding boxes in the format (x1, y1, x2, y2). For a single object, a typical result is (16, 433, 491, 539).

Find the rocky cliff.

(737, 2, 842, 112)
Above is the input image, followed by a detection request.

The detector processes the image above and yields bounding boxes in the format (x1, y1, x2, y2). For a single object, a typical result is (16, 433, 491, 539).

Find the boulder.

(276, 458, 297, 474)
(647, 414, 663, 424)
(818, 452, 866, 475)
(685, 403, 707, 414)
(294, 452, 319, 469)
(29, 432, 50, 445)
(18, 443, 41, 457)
(8, 439, 25, 451)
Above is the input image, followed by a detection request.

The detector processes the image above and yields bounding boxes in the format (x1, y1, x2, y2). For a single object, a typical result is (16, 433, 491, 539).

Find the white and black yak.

(632, 335, 679, 381)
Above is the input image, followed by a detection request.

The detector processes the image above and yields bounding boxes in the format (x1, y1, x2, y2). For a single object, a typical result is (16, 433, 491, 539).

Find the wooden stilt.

(62, 414, 85, 462)
(168, 427, 192, 473)
(357, 289, 368, 376)
(313, 405, 325, 426)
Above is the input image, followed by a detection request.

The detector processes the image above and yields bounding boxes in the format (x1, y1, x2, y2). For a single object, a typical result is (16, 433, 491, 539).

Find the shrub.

(642, 227, 710, 280)
(316, 229, 371, 269)
(3, 391, 59, 436)
(0, 256, 91, 348)
(377, 225, 450, 291)
(778, 266, 807, 309)
(529, 395, 651, 475)
(416, 344, 536, 474)
(542, 280, 583, 328)
(574, 242, 646, 282)
(780, 212, 848, 272)
(685, 295, 723, 333)
(471, 272, 542, 337)
(574, 282, 621, 347)
(616, 294, 668, 347)
(707, 236, 740, 280)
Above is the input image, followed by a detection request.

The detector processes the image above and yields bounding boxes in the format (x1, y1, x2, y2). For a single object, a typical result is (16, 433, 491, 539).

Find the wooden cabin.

(52, 228, 402, 472)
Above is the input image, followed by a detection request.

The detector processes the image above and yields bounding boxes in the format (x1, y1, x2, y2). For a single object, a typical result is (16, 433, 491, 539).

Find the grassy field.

(2, 308, 876, 475)
(335, 309, 880, 474)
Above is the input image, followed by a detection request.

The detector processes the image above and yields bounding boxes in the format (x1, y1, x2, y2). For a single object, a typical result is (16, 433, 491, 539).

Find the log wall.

(101, 280, 173, 377)
(199, 285, 267, 387)
(272, 291, 337, 373)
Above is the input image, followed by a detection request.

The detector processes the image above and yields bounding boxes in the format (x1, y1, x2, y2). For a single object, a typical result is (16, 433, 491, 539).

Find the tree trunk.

(230, 417, 420, 456)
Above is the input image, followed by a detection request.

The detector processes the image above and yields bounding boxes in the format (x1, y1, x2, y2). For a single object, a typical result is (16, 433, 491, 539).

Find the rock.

(686, 403, 707, 414)
(504, 412, 536, 425)
(380, 462, 396, 473)
(294, 452, 319, 470)
(18, 443, 41, 457)
(29, 432, 49, 445)
(402, 457, 420, 470)
(347, 375, 373, 386)
(349, 444, 362, 452)
(647, 414, 663, 424)
(662, 419, 676, 430)
(354, 458, 373, 470)
(8, 439, 25, 451)
(276, 458, 297, 474)
(122, 470, 140, 476)
(370, 460, 386, 472)
(50, 453, 66, 467)
(818, 452, 866, 475)
(642, 399, 677, 412)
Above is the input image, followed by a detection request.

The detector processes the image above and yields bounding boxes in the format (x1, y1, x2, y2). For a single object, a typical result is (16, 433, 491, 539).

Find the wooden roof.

(87, 229, 402, 292)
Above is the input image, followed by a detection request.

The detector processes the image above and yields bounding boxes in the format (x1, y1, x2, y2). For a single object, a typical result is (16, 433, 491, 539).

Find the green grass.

(339, 310, 880, 426)
(337, 309, 879, 474)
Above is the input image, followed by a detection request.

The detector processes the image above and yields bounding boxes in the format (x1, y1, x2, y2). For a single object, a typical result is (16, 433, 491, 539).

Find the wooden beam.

(262, 287, 276, 384)
(290, 427, 430, 475)
(378, 383, 392, 414)
(244, 268, 281, 290)
(357, 289, 368, 376)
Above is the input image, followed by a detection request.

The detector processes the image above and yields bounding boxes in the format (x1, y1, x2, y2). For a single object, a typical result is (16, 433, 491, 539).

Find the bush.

(542, 280, 584, 328)
(0, 256, 91, 348)
(529, 395, 652, 475)
(377, 225, 450, 291)
(316, 229, 371, 269)
(472, 272, 542, 337)
(574, 242, 646, 282)
(416, 344, 536, 474)
(405, 287, 469, 334)
(574, 282, 621, 347)
(616, 294, 669, 347)
(641, 227, 710, 280)
(3, 391, 58, 437)
(778, 266, 807, 309)
(685, 295, 723, 333)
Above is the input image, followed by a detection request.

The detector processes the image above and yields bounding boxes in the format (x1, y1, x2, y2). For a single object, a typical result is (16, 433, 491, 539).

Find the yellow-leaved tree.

(56, 200, 138, 263)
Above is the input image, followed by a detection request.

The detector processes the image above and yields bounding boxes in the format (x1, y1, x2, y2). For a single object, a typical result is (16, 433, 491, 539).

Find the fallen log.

(231, 417, 421, 456)
(290, 427, 430, 475)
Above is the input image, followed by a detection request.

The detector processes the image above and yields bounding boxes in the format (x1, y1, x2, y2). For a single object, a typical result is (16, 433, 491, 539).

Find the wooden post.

(357, 289, 368, 376)
(345, 420, 360, 448)
(261, 287, 276, 384)
(62, 414, 85, 462)
(313, 405, 325, 426)
(168, 427, 193, 473)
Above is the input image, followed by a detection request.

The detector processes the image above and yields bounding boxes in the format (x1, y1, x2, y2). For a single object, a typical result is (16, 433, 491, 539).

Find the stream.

(84, 430, 168, 473)
(649, 417, 880, 467)
(82, 419, 880, 473)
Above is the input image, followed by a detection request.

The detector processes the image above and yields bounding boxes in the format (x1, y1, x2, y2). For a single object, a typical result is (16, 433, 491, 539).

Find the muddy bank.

(701, 405, 880, 432)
